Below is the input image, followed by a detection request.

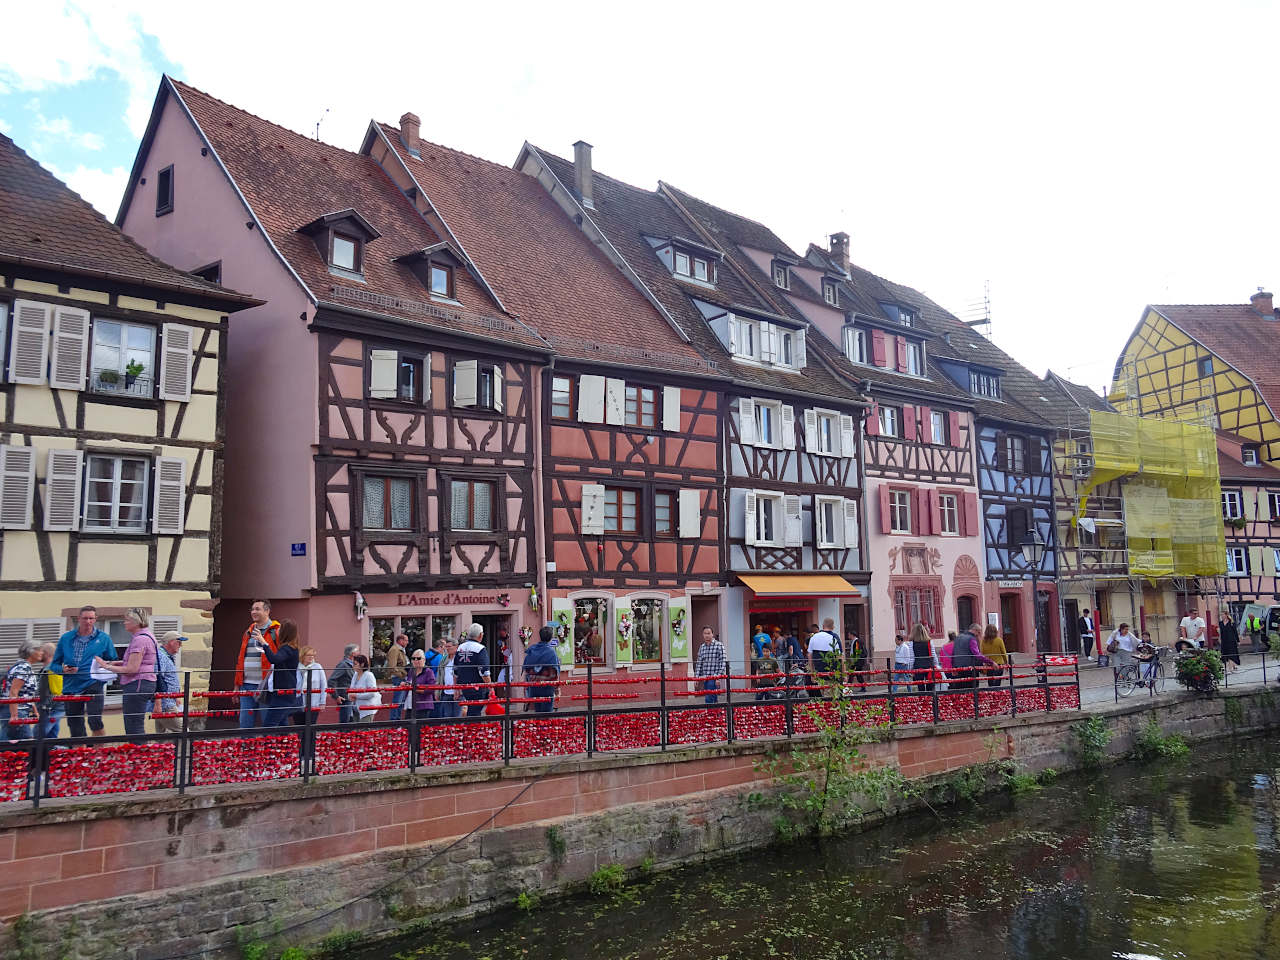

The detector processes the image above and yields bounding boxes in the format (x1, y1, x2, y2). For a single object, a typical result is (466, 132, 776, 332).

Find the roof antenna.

(314, 108, 330, 141)
(962, 279, 992, 338)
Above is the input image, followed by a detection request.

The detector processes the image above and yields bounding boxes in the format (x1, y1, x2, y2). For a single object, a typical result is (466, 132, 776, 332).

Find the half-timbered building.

(119, 79, 550, 673)
(518, 146, 870, 665)
(369, 124, 725, 678)
(0, 131, 255, 701)
(1215, 430, 1280, 616)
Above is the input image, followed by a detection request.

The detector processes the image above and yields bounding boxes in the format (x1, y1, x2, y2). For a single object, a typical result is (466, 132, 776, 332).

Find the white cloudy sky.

(3, 1, 1278, 393)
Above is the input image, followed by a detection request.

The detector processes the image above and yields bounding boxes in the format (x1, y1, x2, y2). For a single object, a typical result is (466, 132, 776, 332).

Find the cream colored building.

(0, 132, 255, 727)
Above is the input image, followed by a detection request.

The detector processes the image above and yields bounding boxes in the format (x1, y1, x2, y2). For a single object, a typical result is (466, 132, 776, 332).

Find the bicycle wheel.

(1151, 662, 1167, 695)
(1117, 664, 1138, 697)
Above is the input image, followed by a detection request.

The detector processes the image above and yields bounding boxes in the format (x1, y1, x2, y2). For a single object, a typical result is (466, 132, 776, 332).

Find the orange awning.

(738, 574, 861, 597)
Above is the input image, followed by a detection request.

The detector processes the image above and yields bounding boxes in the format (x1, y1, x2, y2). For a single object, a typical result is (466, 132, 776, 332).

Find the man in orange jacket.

(234, 599, 280, 728)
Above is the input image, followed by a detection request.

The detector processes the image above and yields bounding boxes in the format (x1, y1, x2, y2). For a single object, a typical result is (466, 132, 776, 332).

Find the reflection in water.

(358, 739, 1280, 960)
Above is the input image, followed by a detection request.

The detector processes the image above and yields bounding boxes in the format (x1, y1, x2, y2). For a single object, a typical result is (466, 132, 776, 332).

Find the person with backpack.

(153, 631, 186, 733)
(522, 624, 561, 713)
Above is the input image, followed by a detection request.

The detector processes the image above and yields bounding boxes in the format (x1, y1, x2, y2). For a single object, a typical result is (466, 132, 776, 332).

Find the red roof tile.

(1153, 303, 1280, 416)
(0, 131, 253, 304)
(169, 81, 548, 351)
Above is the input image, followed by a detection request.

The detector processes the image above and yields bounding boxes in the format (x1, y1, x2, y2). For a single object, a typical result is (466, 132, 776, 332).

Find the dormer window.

(823, 281, 839, 306)
(298, 208, 381, 280)
(772, 262, 790, 289)
(674, 251, 711, 282)
(843, 326, 868, 365)
(331, 233, 361, 272)
(970, 370, 1002, 399)
(1243, 446, 1261, 466)
(430, 264, 454, 298)
(725, 312, 804, 371)
(879, 302, 917, 327)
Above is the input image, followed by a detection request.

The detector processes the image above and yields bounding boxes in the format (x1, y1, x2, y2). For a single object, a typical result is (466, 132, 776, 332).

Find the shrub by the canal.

(1072, 715, 1113, 770)
(1131, 715, 1190, 763)
(1175, 648, 1224, 694)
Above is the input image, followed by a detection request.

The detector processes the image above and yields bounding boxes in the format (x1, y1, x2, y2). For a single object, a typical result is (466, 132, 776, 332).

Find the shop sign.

(395, 591, 512, 608)
(996, 579, 1026, 589)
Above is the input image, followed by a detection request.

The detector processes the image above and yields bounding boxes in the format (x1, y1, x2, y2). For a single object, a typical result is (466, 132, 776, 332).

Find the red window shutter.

(895, 337, 908, 372)
(920, 406, 933, 443)
(903, 405, 917, 441)
(879, 485, 892, 535)
(871, 330, 887, 367)
(929, 489, 943, 535)
(948, 411, 962, 448)
(866, 403, 880, 437)
(963, 491, 980, 536)
(910, 487, 923, 534)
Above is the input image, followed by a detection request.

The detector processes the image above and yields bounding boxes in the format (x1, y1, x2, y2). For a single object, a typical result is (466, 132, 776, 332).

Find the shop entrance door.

(956, 596, 976, 634)
(1064, 599, 1080, 653)
(470, 614, 512, 681)
(999, 594, 1020, 652)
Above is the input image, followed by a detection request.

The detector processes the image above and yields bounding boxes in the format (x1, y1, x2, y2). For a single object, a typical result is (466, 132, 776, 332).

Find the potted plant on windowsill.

(124, 360, 144, 389)
(1225, 516, 1247, 531)
(97, 369, 120, 388)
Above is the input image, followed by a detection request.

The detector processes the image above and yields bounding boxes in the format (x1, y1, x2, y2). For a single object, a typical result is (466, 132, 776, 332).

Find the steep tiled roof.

(1151, 303, 1280, 417)
(169, 81, 548, 351)
(1218, 447, 1280, 482)
(530, 147, 863, 402)
(1044, 371, 1114, 415)
(373, 126, 709, 373)
(0, 131, 253, 304)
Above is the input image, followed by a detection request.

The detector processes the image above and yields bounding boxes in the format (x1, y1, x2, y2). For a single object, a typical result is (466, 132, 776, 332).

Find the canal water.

(364, 737, 1280, 960)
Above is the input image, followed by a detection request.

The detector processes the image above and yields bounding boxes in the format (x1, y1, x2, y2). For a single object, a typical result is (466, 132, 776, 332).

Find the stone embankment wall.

(3, 690, 1275, 960)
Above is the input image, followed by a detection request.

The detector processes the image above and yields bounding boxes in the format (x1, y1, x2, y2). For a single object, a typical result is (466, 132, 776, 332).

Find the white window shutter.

(31, 618, 65, 647)
(663, 386, 681, 432)
(783, 495, 802, 547)
(0, 621, 33, 669)
(781, 405, 796, 450)
(738, 397, 756, 446)
(580, 483, 605, 536)
(0, 445, 36, 529)
(157, 323, 194, 401)
(43, 448, 83, 532)
(369, 349, 398, 399)
(1259, 491, 1272, 522)
(453, 359, 477, 407)
(795, 329, 807, 368)
(150, 615, 183, 641)
(9, 299, 50, 385)
(843, 498, 859, 550)
(803, 409, 818, 452)
(578, 374, 605, 423)
(1265, 548, 1278, 577)
(492, 365, 504, 412)
(678, 488, 700, 539)
(152, 456, 186, 534)
(727, 316, 738, 354)
(743, 490, 758, 545)
(839, 415, 856, 457)
(760, 323, 776, 363)
(48, 306, 90, 391)
(604, 378, 625, 425)
(1249, 546, 1264, 577)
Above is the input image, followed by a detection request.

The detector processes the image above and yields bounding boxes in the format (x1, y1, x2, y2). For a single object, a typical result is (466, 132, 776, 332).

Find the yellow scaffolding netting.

(1079, 410, 1225, 577)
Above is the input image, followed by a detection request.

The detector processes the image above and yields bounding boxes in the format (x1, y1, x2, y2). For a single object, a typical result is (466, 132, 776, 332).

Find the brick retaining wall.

(1, 690, 1275, 960)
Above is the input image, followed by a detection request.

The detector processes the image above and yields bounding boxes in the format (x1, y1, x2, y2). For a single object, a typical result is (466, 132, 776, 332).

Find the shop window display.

(631, 598, 663, 663)
(574, 597, 608, 665)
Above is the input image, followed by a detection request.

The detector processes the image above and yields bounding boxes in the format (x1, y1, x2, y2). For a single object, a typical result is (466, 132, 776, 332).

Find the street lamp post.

(1021, 530, 1047, 653)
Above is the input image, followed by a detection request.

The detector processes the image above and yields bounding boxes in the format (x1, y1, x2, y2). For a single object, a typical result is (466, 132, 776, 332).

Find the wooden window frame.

(816, 411, 837, 455)
(930, 410, 948, 446)
(844, 326, 868, 365)
(602, 486, 640, 535)
(155, 165, 174, 216)
(624, 384, 657, 428)
(691, 257, 710, 281)
(429, 263, 455, 299)
(756, 493, 783, 546)
(89, 318, 158, 399)
(330, 231, 362, 273)
(1268, 491, 1280, 518)
(815, 495, 841, 548)
(1005, 505, 1030, 553)
(449, 478, 496, 532)
(653, 489, 676, 539)
(364, 475, 418, 532)
(904, 340, 923, 376)
(772, 261, 790, 289)
(1242, 446, 1261, 466)
(474, 364, 500, 411)
(1197, 356, 1214, 378)
(1222, 489, 1243, 520)
(823, 282, 839, 306)
(550, 375, 575, 420)
(938, 492, 960, 535)
(755, 399, 781, 448)
(970, 370, 1001, 399)
(82, 454, 149, 535)
(879, 405, 901, 438)
(674, 250, 691, 276)
(1227, 545, 1248, 576)
(889, 489, 912, 534)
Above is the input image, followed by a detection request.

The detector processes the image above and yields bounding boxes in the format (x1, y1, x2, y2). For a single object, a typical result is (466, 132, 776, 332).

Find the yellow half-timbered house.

(0, 133, 255, 714)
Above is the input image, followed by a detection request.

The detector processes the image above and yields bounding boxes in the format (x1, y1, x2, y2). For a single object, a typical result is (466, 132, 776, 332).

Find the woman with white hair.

(3, 639, 48, 740)
(94, 607, 158, 738)
(455, 623, 491, 717)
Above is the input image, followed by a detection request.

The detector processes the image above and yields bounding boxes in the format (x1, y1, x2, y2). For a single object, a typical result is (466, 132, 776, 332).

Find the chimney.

(573, 140, 594, 209)
(399, 112, 420, 156)
(828, 231, 850, 272)
(1251, 288, 1274, 317)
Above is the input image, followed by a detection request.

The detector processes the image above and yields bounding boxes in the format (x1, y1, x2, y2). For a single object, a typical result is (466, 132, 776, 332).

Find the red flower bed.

(190, 735, 300, 786)
(49, 743, 176, 797)
(314, 728, 408, 776)
(1050, 686, 1081, 710)
(848, 698, 891, 727)
(668, 707, 727, 745)
(594, 711, 660, 751)
(0, 751, 28, 802)
(891, 693, 934, 725)
(936, 692, 977, 724)
(793, 701, 840, 733)
(732, 704, 786, 740)
(1015, 687, 1048, 713)
(512, 716, 586, 758)
(419, 721, 502, 766)
(977, 690, 1013, 718)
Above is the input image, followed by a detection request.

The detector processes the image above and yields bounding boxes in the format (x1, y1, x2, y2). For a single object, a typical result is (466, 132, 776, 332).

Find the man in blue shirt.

(522, 625, 561, 713)
(751, 624, 769, 658)
(49, 606, 117, 738)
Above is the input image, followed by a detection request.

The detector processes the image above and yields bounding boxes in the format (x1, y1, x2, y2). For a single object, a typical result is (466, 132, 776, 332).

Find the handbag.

(1106, 637, 1118, 654)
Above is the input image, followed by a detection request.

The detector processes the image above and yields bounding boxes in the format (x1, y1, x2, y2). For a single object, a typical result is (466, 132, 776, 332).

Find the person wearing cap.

(153, 631, 186, 734)
(522, 624, 561, 713)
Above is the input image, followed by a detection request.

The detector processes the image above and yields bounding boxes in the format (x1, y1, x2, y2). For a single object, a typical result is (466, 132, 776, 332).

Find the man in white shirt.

(806, 618, 842, 677)
(1178, 612, 1207, 652)
(1077, 609, 1096, 663)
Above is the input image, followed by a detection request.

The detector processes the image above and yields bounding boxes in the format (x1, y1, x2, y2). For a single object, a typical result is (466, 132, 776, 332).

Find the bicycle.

(1116, 646, 1167, 697)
